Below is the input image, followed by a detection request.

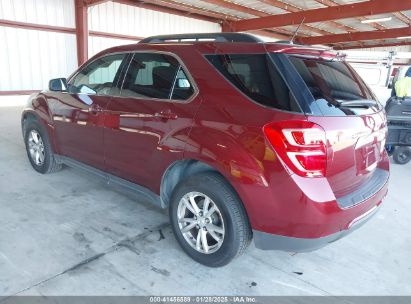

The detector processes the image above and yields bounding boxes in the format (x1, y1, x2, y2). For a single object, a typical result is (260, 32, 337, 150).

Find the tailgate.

(282, 53, 389, 205)
(309, 111, 388, 203)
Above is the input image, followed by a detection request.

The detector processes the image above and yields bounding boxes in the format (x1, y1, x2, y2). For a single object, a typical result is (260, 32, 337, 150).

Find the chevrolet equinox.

(22, 33, 390, 267)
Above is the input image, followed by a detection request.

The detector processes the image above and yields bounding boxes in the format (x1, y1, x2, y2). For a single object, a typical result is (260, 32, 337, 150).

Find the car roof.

(97, 41, 334, 57)
(88, 32, 339, 64)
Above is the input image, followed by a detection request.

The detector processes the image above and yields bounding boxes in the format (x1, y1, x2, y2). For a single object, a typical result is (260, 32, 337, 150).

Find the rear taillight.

(263, 121, 327, 177)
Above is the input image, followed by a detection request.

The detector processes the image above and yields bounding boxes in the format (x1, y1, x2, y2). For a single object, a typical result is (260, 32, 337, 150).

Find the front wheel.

(24, 120, 62, 174)
(169, 172, 252, 267)
(393, 146, 411, 165)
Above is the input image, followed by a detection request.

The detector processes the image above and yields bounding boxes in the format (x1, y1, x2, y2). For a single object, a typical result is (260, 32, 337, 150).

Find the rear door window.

(121, 53, 194, 100)
(206, 54, 302, 113)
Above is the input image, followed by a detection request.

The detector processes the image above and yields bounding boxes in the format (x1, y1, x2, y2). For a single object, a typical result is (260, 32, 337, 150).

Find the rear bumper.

(254, 204, 380, 252)
(233, 153, 389, 251)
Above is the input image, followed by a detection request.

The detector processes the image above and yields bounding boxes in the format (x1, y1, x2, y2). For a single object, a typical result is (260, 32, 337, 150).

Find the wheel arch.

(21, 110, 42, 136)
(160, 159, 253, 226)
(160, 159, 217, 207)
(22, 108, 59, 154)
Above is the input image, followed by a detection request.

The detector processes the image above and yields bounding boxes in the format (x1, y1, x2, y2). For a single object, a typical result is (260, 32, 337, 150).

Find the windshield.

(287, 55, 382, 116)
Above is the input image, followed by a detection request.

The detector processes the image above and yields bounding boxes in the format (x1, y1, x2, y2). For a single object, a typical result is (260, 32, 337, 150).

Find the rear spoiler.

(266, 44, 346, 61)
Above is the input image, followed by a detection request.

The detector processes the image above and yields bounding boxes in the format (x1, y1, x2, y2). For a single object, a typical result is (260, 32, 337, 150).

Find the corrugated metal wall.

(0, 0, 75, 27)
(0, 28, 77, 91)
(89, 36, 134, 58)
(0, 0, 77, 91)
(89, 2, 220, 38)
(87, 1, 221, 56)
(0, 0, 221, 92)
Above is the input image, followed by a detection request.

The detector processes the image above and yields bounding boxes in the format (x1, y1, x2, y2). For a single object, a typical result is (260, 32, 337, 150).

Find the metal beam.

(250, 29, 290, 40)
(204, 0, 330, 36)
(75, 0, 89, 66)
(0, 2, 286, 43)
(314, 0, 385, 30)
(83, 0, 293, 40)
(298, 26, 411, 45)
(393, 12, 411, 25)
(88, 0, 238, 24)
(0, 19, 145, 42)
(85, 0, 108, 6)
(259, 0, 355, 33)
(202, 0, 265, 17)
(89, 30, 143, 41)
(229, 0, 411, 32)
(0, 18, 75, 34)
(335, 41, 411, 50)
(222, 21, 289, 39)
(113, 0, 229, 23)
(258, 0, 299, 13)
(115, 0, 287, 39)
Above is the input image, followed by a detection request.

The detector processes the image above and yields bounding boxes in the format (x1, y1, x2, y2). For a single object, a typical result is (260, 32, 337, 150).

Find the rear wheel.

(24, 120, 62, 174)
(169, 172, 251, 267)
(393, 146, 411, 165)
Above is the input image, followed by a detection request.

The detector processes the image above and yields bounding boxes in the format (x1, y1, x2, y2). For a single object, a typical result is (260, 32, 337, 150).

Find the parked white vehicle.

(350, 63, 392, 104)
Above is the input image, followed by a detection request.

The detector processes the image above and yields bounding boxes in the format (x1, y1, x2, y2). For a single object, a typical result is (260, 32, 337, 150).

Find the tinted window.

(172, 68, 194, 100)
(121, 53, 194, 100)
(288, 56, 381, 115)
(206, 54, 301, 112)
(68, 54, 126, 95)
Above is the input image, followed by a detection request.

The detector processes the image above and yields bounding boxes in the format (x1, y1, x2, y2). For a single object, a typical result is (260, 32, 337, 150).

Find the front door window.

(68, 54, 126, 96)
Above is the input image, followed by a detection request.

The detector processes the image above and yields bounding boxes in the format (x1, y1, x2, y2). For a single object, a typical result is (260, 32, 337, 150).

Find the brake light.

(263, 121, 327, 177)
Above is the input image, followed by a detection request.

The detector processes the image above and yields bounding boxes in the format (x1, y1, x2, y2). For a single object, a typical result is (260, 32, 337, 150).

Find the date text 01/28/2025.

(149, 296, 257, 303)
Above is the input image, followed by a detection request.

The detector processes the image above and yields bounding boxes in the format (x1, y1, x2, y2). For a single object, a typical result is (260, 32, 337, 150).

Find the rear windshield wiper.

(336, 99, 378, 108)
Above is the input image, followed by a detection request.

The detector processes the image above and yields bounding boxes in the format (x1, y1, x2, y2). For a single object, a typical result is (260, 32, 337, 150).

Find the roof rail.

(275, 40, 294, 44)
(139, 33, 263, 44)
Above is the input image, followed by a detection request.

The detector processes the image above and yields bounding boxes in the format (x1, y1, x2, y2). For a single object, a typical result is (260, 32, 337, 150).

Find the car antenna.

(290, 17, 305, 45)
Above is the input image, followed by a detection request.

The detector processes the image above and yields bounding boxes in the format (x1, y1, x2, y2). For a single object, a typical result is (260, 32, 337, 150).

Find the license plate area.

(355, 129, 385, 175)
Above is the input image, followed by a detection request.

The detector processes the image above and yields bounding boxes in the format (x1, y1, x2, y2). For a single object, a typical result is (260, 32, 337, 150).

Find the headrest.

(152, 66, 176, 89)
(230, 73, 246, 84)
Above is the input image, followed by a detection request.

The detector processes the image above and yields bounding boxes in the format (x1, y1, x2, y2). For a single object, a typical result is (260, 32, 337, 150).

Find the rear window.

(288, 56, 381, 115)
(206, 54, 301, 113)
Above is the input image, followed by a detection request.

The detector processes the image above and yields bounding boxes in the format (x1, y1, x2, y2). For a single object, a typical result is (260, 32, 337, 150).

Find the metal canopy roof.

(92, 0, 411, 50)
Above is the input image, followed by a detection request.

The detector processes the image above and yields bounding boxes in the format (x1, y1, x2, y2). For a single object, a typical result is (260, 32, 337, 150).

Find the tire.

(393, 146, 411, 165)
(23, 119, 62, 174)
(169, 172, 252, 267)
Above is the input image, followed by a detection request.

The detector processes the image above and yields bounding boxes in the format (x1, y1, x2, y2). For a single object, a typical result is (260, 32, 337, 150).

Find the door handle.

(154, 110, 178, 120)
(89, 104, 103, 115)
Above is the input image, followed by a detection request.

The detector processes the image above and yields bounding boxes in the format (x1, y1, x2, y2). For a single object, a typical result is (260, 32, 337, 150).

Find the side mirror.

(49, 78, 68, 92)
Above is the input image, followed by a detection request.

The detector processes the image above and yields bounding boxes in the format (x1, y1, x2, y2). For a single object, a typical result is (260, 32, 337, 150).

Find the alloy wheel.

(177, 191, 225, 254)
(28, 130, 45, 166)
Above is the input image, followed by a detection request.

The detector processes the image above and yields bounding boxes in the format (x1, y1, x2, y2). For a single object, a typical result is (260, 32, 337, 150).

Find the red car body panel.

(22, 40, 389, 251)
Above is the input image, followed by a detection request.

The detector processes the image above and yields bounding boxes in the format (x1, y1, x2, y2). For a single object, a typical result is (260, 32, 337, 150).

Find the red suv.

(22, 33, 389, 267)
